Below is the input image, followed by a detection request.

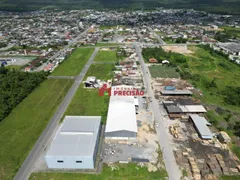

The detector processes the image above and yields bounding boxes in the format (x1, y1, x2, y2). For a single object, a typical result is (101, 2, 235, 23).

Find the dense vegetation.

(0, 0, 240, 13)
(0, 67, 47, 121)
(215, 27, 240, 42)
(142, 47, 188, 65)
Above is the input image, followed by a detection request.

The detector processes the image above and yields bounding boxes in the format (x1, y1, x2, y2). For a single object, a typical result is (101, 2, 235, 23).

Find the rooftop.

(105, 95, 137, 133)
(160, 90, 193, 95)
(46, 116, 101, 157)
(189, 114, 212, 139)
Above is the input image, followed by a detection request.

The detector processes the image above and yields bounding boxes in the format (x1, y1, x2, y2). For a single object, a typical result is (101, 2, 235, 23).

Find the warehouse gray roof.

(46, 116, 101, 157)
(166, 105, 183, 113)
(160, 90, 193, 95)
(189, 114, 212, 139)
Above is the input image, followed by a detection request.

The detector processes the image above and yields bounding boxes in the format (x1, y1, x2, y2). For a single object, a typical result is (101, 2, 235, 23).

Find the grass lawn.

(51, 48, 94, 76)
(63, 85, 109, 124)
(30, 163, 168, 180)
(85, 63, 114, 80)
(5, 65, 22, 70)
(221, 26, 240, 38)
(155, 31, 166, 36)
(64, 63, 113, 123)
(95, 43, 121, 47)
(94, 50, 117, 62)
(186, 46, 240, 112)
(80, 43, 122, 48)
(149, 65, 180, 78)
(118, 30, 130, 35)
(0, 78, 73, 180)
(99, 25, 117, 30)
(220, 175, 240, 180)
(163, 39, 175, 44)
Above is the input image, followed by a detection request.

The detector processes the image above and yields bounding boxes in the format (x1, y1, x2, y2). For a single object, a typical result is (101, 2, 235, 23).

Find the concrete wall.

(105, 130, 136, 139)
(45, 155, 94, 169)
(93, 125, 101, 164)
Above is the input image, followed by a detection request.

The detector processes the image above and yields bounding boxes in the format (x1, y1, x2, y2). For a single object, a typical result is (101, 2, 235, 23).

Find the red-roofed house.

(149, 58, 158, 63)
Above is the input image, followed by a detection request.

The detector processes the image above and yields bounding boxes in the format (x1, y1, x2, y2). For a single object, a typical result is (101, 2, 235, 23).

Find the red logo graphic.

(98, 84, 111, 96)
(99, 84, 145, 97)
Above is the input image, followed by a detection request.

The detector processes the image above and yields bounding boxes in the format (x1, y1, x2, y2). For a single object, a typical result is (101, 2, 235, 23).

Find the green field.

(155, 31, 166, 36)
(99, 25, 118, 30)
(85, 63, 114, 80)
(51, 48, 94, 76)
(30, 163, 168, 180)
(221, 26, 240, 38)
(94, 50, 117, 62)
(5, 65, 22, 70)
(0, 78, 73, 180)
(95, 43, 121, 47)
(63, 85, 109, 123)
(220, 175, 240, 180)
(149, 65, 180, 78)
(186, 46, 240, 112)
(64, 63, 113, 123)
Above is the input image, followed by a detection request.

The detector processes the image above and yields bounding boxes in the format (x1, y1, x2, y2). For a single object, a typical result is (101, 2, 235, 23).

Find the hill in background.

(0, 0, 240, 13)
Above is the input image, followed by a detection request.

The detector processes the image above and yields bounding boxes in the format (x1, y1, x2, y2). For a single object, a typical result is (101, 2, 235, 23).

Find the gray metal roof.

(189, 114, 212, 139)
(46, 116, 101, 157)
(161, 90, 193, 95)
(166, 105, 183, 113)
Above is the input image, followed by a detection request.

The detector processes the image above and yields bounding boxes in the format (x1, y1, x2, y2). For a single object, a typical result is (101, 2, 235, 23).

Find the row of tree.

(0, 67, 48, 121)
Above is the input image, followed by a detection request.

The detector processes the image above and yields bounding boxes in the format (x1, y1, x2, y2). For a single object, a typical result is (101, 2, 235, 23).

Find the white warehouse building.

(45, 116, 101, 169)
(105, 95, 138, 140)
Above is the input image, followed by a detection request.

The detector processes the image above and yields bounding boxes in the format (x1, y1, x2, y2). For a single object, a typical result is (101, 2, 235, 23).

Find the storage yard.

(150, 73, 240, 179)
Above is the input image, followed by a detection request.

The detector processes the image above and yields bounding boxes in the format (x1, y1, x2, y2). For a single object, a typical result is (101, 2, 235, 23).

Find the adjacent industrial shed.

(45, 116, 101, 169)
(189, 114, 213, 140)
(105, 95, 137, 140)
(160, 90, 193, 96)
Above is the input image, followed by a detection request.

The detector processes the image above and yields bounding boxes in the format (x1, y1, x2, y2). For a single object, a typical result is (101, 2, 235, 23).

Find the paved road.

(14, 47, 99, 180)
(135, 43, 181, 180)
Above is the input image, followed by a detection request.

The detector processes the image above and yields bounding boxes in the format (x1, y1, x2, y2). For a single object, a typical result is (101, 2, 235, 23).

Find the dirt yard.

(163, 45, 193, 54)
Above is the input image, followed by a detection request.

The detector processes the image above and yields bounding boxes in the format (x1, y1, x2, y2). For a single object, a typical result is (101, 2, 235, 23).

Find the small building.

(160, 90, 193, 96)
(179, 105, 207, 113)
(164, 86, 176, 91)
(189, 114, 213, 140)
(162, 60, 170, 64)
(218, 131, 231, 144)
(149, 58, 158, 63)
(84, 76, 98, 88)
(45, 116, 101, 169)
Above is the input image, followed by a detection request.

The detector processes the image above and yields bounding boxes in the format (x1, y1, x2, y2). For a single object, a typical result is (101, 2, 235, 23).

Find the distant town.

(0, 8, 240, 180)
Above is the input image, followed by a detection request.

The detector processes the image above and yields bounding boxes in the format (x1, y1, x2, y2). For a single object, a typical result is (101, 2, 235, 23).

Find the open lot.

(0, 78, 73, 180)
(51, 48, 94, 76)
(186, 46, 240, 112)
(64, 63, 113, 123)
(63, 85, 109, 124)
(163, 45, 192, 54)
(84, 63, 114, 80)
(149, 65, 180, 78)
(30, 163, 167, 180)
(94, 49, 117, 62)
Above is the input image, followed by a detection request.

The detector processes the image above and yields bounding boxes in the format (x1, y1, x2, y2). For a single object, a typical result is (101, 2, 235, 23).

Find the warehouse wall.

(105, 130, 137, 139)
(45, 155, 94, 169)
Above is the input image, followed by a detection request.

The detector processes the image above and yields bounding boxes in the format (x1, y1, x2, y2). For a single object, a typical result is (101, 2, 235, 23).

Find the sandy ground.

(163, 45, 192, 54)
